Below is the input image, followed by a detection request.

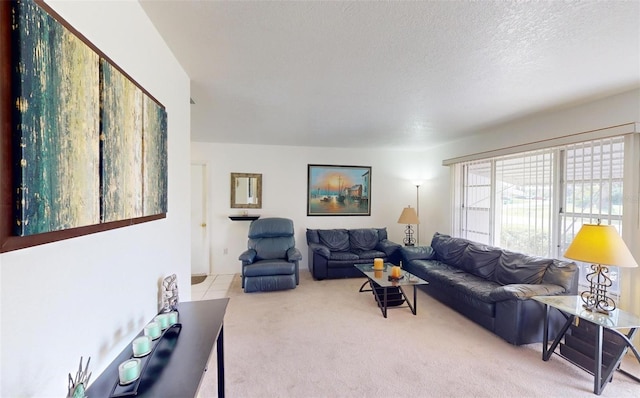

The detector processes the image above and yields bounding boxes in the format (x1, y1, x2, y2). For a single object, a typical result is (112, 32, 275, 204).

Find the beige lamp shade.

(564, 224, 638, 268)
(397, 206, 419, 225)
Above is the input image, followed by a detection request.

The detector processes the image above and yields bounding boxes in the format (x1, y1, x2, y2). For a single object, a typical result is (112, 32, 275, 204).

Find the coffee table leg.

(413, 285, 417, 315)
(359, 280, 372, 292)
(398, 286, 417, 315)
(383, 287, 388, 318)
(367, 280, 387, 318)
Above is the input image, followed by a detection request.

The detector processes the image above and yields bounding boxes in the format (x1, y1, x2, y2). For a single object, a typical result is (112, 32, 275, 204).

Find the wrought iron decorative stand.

(581, 263, 616, 314)
(403, 225, 415, 246)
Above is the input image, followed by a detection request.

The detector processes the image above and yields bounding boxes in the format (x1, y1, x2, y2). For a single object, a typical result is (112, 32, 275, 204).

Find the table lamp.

(397, 206, 419, 246)
(563, 222, 638, 314)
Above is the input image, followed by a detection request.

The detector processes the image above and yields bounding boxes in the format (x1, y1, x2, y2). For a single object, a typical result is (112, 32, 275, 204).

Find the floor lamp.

(415, 183, 421, 245)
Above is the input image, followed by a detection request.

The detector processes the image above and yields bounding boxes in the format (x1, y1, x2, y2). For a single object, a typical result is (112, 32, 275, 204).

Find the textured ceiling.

(140, 1, 640, 150)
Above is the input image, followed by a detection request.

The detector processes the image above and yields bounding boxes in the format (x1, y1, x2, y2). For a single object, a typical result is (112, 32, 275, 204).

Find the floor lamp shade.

(563, 224, 637, 314)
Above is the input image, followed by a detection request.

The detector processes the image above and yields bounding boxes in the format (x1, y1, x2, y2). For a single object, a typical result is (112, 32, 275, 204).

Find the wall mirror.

(230, 173, 262, 209)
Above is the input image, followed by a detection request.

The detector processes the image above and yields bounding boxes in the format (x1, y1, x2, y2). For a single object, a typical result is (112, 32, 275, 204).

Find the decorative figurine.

(161, 274, 179, 312)
(67, 356, 91, 398)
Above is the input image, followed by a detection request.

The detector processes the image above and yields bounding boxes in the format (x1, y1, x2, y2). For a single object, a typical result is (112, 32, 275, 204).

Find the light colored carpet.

(197, 271, 640, 397)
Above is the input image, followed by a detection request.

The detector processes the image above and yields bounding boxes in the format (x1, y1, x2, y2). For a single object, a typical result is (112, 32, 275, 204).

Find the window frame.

(448, 129, 638, 297)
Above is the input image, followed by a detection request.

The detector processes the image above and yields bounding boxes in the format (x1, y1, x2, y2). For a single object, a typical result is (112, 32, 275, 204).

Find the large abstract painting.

(307, 164, 371, 216)
(100, 59, 143, 222)
(13, 0, 100, 236)
(9, 0, 168, 240)
(142, 95, 168, 216)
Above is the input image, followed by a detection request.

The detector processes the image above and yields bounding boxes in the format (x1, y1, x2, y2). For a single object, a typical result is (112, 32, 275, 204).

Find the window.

(460, 161, 492, 244)
(559, 137, 625, 294)
(453, 136, 627, 294)
(496, 150, 554, 257)
(457, 149, 555, 257)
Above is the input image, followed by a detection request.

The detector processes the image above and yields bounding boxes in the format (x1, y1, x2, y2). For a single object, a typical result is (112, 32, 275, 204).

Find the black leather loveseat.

(400, 233, 579, 345)
(306, 228, 401, 280)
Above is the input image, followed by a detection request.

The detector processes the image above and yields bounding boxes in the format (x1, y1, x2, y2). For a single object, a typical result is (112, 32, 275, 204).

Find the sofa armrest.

(308, 242, 330, 258)
(490, 284, 565, 301)
(376, 239, 401, 256)
(287, 247, 302, 262)
(399, 246, 435, 263)
(239, 249, 257, 264)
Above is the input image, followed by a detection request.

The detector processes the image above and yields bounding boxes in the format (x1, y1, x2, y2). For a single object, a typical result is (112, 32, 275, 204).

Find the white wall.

(0, 1, 191, 396)
(191, 144, 439, 275)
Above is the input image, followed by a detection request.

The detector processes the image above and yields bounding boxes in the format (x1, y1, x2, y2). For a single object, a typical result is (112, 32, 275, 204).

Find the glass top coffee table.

(354, 263, 429, 318)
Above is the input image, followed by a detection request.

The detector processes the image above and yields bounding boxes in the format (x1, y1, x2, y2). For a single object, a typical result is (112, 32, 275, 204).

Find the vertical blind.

(495, 150, 554, 257)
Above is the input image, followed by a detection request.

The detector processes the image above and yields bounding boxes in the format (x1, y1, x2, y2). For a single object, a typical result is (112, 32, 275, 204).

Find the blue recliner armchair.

(239, 217, 302, 293)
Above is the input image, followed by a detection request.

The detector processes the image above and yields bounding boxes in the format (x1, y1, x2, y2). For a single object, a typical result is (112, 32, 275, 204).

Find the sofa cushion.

(431, 233, 470, 266)
(249, 218, 294, 238)
(349, 229, 379, 251)
(318, 229, 350, 251)
(542, 259, 578, 293)
(356, 250, 387, 260)
(308, 243, 330, 258)
(306, 229, 320, 244)
(376, 227, 389, 240)
(459, 242, 501, 279)
(447, 285, 496, 317)
(404, 259, 456, 287)
(377, 239, 402, 257)
(400, 246, 435, 262)
(243, 259, 296, 277)
(425, 269, 499, 316)
(329, 251, 359, 261)
(250, 237, 295, 260)
(443, 272, 501, 303)
(243, 274, 296, 293)
(495, 251, 551, 285)
(490, 283, 565, 301)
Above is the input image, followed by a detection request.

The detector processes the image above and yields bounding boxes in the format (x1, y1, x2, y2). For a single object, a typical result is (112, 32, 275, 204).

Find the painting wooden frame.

(0, 0, 167, 251)
(307, 164, 371, 216)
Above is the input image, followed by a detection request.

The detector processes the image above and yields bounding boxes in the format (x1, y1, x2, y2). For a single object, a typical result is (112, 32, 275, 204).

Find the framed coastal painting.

(307, 164, 371, 216)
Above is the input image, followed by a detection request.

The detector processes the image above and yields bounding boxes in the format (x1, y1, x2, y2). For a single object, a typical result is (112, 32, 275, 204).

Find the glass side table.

(533, 295, 640, 395)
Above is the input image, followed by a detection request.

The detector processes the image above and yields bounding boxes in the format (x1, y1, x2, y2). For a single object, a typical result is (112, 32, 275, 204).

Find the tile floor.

(190, 274, 235, 301)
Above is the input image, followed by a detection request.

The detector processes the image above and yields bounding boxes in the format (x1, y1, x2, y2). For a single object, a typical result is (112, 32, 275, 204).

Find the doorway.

(190, 163, 210, 276)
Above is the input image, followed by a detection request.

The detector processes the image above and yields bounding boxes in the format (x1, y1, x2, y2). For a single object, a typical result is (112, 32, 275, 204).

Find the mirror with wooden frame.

(230, 173, 262, 209)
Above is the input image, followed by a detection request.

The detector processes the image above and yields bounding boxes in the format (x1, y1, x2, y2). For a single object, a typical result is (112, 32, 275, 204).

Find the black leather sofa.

(400, 233, 579, 345)
(306, 228, 401, 279)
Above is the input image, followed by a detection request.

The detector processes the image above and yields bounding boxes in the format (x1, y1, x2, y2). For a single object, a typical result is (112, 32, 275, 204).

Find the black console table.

(86, 299, 229, 398)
